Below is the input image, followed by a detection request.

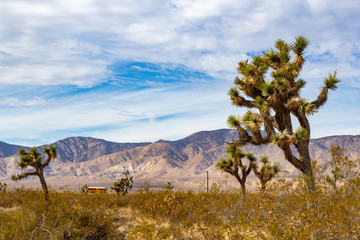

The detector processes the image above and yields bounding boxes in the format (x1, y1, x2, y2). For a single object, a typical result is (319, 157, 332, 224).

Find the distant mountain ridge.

(0, 130, 359, 183)
(0, 141, 25, 158)
(52, 137, 151, 163)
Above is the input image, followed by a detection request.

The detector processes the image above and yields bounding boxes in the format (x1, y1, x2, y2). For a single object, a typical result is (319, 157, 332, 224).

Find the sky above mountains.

(0, 0, 359, 146)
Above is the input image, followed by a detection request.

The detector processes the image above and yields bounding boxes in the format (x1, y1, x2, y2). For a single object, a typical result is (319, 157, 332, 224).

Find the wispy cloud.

(0, 97, 46, 106)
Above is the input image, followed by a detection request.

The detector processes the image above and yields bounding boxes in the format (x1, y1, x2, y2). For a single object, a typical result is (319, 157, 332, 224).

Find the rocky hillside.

(0, 141, 25, 158)
(0, 130, 359, 182)
(52, 137, 151, 163)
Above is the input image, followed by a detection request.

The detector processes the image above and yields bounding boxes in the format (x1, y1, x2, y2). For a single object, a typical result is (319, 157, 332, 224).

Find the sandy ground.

(2, 175, 260, 192)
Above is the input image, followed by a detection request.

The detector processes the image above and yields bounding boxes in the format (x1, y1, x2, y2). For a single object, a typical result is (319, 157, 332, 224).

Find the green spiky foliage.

(0, 182, 7, 192)
(228, 36, 340, 191)
(251, 155, 281, 190)
(216, 145, 256, 196)
(12, 145, 57, 201)
(110, 170, 133, 196)
(324, 145, 359, 190)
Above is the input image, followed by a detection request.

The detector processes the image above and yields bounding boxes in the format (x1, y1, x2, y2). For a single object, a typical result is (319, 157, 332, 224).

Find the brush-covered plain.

(1, 175, 360, 239)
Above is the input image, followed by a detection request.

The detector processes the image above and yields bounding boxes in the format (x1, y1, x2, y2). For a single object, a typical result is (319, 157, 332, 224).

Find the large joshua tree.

(12, 145, 57, 201)
(216, 145, 255, 196)
(228, 36, 340, 191)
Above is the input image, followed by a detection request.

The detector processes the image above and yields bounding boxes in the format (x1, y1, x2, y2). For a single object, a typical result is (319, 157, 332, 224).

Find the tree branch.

(14, 171, 38, 180)
(251, 129, 264, 145)
(261, 111, 276, 141)
(232, 96, 257, 108)
(245, 165, 252, 176)
(311, 87, 328, 110)
(280, 145, 305, 171)
(292, 111, 310, 134)
(43, 156, 52, 167)
(253, 167, 260, 179)
(236, 127, 253, 145)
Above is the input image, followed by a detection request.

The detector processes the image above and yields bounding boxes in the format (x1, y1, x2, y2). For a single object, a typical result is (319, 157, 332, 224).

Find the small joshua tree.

(0, 182, 7, 192)
(163, 181, 174, 191)
(324, 145, 359, 190)
(12, 145, 57, 201)
(81, 184, 89, 193)
(111, 170, 133, 196)
(142, 181, 150, 192)
(251, 155, 280, 191)
(216, 145, 256, 196)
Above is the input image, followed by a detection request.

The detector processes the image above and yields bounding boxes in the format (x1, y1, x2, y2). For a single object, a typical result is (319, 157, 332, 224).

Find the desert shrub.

(1, 178, 360, 239)
(127, 218, 172, 240)
(0, 190, 118, 239)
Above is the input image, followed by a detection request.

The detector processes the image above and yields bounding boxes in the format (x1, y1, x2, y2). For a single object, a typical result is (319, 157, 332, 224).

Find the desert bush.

(0, 190, 118, 239)
(324, 145, 360, 190)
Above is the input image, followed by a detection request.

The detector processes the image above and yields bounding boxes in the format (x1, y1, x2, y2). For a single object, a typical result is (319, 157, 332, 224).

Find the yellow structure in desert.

(86, 187, 107, 193)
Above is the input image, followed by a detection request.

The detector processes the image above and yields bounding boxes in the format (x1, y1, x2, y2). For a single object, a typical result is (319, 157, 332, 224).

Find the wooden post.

(207, 171, 209, 193)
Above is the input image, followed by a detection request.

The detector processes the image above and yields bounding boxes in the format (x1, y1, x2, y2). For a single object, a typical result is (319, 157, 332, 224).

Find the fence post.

(207, 171, 209, 193)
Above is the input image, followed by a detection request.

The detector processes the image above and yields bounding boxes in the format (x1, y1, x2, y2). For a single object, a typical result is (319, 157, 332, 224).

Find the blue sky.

(0, 0, 359, 146)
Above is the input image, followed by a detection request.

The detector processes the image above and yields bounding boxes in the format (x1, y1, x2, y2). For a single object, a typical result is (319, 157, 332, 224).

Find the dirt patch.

(0, 206, 19, 212)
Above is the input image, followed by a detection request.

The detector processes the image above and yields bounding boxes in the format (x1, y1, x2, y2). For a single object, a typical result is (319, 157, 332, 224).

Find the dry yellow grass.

(1, 176, 360, 239)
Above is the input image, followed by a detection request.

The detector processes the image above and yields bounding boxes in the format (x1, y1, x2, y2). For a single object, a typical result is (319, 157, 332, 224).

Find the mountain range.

(1, 129, 359, 189)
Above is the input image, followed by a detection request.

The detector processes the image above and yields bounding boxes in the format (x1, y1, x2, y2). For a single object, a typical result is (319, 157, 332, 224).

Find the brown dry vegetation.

(1, 174, 360, 240)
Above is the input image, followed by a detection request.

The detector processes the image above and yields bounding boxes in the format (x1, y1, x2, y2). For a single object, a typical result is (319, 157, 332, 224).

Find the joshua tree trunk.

(333, 178, 338, 190)
(282, 144, 315, 191)
(302, 168, 315, 192)
(240, 182, 246, 196)
(298, 142, 316, 191)
(303, 159, 315, 192)
(260, 181, 266, 191)
(233, 172, 246, 196)
(38, 170, 49, 202)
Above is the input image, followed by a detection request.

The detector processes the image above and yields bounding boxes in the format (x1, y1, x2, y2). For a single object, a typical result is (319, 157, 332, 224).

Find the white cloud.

(0, 61, 109, 86)
(0, 81, 233, 144)
(0, 0, 359, 144)
(0, 97, 46, 106)
(2, 0, 354, 84)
